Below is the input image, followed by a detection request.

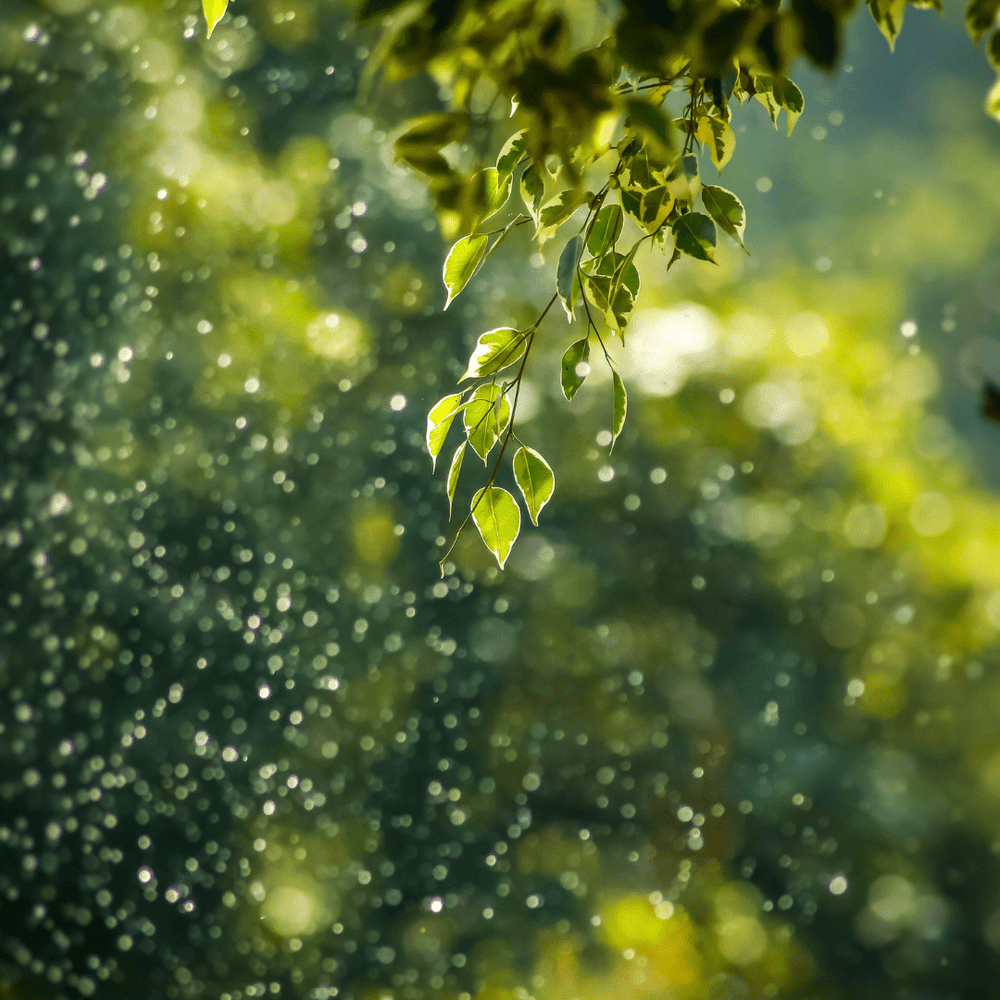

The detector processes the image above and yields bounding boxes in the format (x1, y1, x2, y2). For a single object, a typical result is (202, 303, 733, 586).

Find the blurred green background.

(4, 2, 1000, 999)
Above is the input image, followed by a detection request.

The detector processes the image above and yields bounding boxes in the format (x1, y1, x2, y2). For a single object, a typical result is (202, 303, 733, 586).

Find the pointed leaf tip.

(513, 446, 555, 526)
(471, 487, 521, 569)
(202, 0, 229, 37)
(443, 234, 488, 309)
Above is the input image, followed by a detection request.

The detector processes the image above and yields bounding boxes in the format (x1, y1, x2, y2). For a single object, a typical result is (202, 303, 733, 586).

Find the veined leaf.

(561, 337, 591, 401)
(446, 441, 465, 519)
(672, 212, 716, 262)
(513, 446, 555, 526)
(520, 162, 545, 224)
(557, 235, 585, 322)
(539, 189, 587, 232)
(609, 240, 642, 318)
(587, 204, 623, 256)
(637, 185, 674, 233)
(868, 0, 908, 49)
(754, 75, 804, 136)
(202, 0, 229, 37)
(426, 393, 467, 471)
(666, 153, 701, 205)
(701, 184, 747, 250)
(471, 486, 520, 569)
(464, 384, 510, 463)
(476, 167, 513, 224)
(496, 130, 527, 180)
(695, 115, 736, 171)
(460, 327, 528, 381)
(611, 370, 627, 452)
(443, 234, 488, 309)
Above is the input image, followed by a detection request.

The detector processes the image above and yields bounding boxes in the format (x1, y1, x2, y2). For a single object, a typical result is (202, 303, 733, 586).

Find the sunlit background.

(3, 1, 1000, 998)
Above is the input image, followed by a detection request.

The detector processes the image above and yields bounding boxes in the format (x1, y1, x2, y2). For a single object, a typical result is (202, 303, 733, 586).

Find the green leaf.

(968, 0, 1000, 40)
(624, 97, 675, 158)
(701, 184, 747, 250)
(474, 167, 513, 224)
(695, 115, 736, 171)
(561, 338, 591, 401)
(202, 0, 229, 37)
(426, 393, 467, 471)
(672, 212, 717, 262)
(557, 235, 585, 322)
(496, 130, 527, 181)
(587, 204, 624, 257)
(666, 154, 701, 205)
(868, 0, 908, 48)
(464, 384, 510, 463)
(539, 189, 587, 232)
(637, 185, 674, 233)
(460, 327, 528, 381)
(611, 370, 627, 452)
(443, 234, 488, 309)
(513, 447, 555, 526)
(520, 163, 545, 224)
(446, 441, 465, 519)
(395, 112, 468, 151)
(471, 487, 521, 570)
(987, 76, 1000, 121)
(609, 241, 642, 317)
(755, 75, 805, 136)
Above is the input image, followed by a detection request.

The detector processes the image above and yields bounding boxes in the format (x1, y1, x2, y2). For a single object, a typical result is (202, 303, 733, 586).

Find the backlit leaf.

(476, 167, 513, 223)
(202, 0, 229, 37)
(612, 370, 627, 451)
(496, 130, 527, 180)
(446, 441, 465, 519)
(460, 327, 528, 381)
(520, 163, 545, 224)
(513, 446, 555, 526)
(471, 487, 521, 569)
(587, 204, 624, 256)
(672, 212, 716, 262)
(561, 338, 591, 401)
(443, 234, 488, 309)
(695, 115, 736, 171)
(426, 393, 467, 471)
(539, 189, 587, 232)
(557, 235, 585, 322)
(464, 384, 510, 463)
(868, 0, 908, 49)
(701, 184, 747, 250)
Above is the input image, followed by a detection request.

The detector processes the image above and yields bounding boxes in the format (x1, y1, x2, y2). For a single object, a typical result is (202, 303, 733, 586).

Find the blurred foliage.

(3, 2, 1000, 1000)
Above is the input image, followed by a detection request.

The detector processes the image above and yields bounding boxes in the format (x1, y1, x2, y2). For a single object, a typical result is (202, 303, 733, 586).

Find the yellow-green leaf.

(426, 393, 467, 471)
(460, 327, 528, 382)
(695, 115, 736, 171)
(202, 0, 229, 38)
(496, 130, 527, 181)
(624, 97, 675, 159)
(701, 184, 747, 250)
(446, 441, 465, 519)
(443, 234, 488, 309)
(556, 235, 584, 322)
(587, 204, 623, 257)
(513, 446, 555, 526)
(672, 212, 716, 262)
(611, 370, 627, 452)
(471, 486, 521, 569)
(561, 337, 590, 401)
(520, 162, 545, 225)
(464, 384, 510, 463)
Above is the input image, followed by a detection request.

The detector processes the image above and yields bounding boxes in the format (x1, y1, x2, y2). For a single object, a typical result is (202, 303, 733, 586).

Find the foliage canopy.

(201, 0, 1000, 570)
